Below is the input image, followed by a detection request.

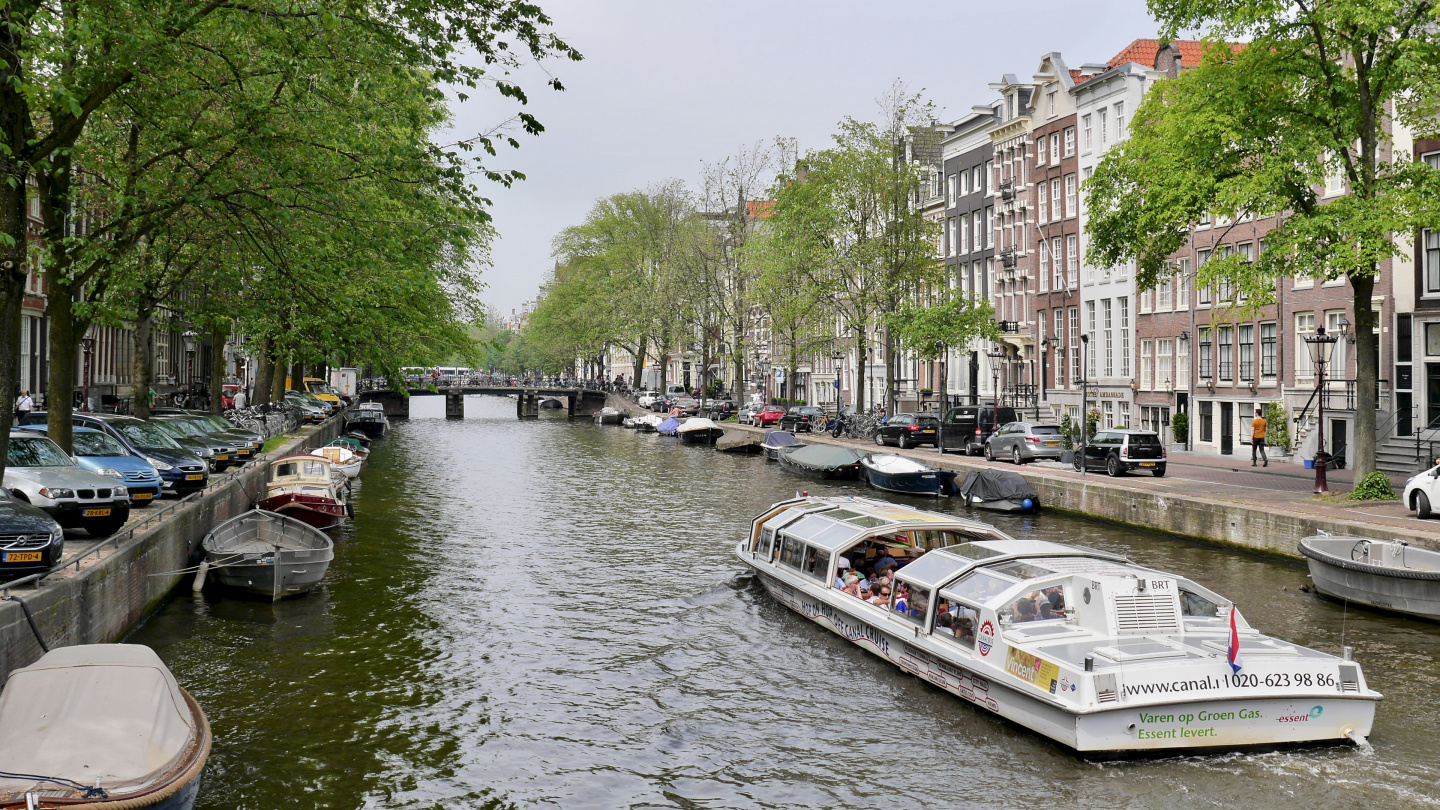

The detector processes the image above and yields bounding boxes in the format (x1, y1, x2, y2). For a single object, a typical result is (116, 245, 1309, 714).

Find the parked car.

(637, 391, 663, 409)
(1402, 464, 1440, 517)
(150, 409, 263, 462)
(938, 405, 1019, 455)
(1072, 430, 1167, 477)
(20, 413, 210, 495)
(873, 413, 940, 449)
(736, 403, 761, 425)
(754, 405, 788, 427)
(0, 490, 65, 580)
(4, 430, 131, 536)
(780, 406, 826, 433)
(19, 425, 163, 505)
(673, 395, 700, 416)
(150, 417, 237, 472)
(284, 390, 329, 422)
(705, 399, 737, 420)
(985, 422, 1065, 464)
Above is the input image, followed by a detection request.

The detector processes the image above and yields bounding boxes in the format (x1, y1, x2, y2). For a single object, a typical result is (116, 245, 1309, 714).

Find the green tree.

(886, 294, 998, 399)
(1086, 2, 1440, 483)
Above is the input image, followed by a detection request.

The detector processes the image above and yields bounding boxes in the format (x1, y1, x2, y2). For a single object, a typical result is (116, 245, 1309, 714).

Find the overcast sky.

(453, 0, 1159, 315)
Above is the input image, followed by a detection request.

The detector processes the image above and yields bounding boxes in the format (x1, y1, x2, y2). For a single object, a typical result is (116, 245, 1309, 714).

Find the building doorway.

(1220, 401, 1234, 455)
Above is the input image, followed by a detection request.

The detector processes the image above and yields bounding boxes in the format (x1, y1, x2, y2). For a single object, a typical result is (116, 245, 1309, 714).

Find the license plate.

(132, 492, 153, 501)
(186, 474, 203, 481)
(215, 455, 229, 461)
(83, 508, 111, 517)
(1045, 441, 1059, 446)
(239, 449, 252, 456)
(1140, 462, 1156, 467)
(922, 430, 935, 434)
(3, 551, 41, 562)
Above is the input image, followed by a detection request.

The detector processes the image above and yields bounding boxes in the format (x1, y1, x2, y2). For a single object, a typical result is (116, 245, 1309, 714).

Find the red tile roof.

(1108, 38, 1210, 69)
(1069, 69, 1086, 85)
(747, 200, 775, 219)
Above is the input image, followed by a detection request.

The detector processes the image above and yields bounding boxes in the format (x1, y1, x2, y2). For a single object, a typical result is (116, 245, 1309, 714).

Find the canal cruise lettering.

(737, 495, 1380, 754)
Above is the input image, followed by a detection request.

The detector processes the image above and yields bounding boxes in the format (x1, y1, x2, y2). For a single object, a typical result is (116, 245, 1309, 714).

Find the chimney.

(1155, 41, 1182, 78)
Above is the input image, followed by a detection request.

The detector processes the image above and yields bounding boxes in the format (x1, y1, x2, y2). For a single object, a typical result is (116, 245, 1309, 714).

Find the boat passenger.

(874, 551, 898, 575)
(834, 556, 852, 589)
(894, 582, 910, 614)
(868, 584, 892, 606)
(955, 616, 976, 644)
(1013, 597, 1038, 623)
(935, 612, 955, 635)
(842, 573, 862, 597)
(1043, 586, 1064, 611)
(1038, 601, 1058, 620)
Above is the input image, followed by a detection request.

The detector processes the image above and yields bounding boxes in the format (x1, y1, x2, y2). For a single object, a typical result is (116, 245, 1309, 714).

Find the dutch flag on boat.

(1227, 606, 1244, 675)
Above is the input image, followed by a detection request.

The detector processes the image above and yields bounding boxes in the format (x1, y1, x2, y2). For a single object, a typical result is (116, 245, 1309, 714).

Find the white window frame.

(1064, 126, 1075, 156)
(1115, 101, 1126, 140)
(1141, 339, 1153, 390)
(1066, 234, 1078, 288)
(1037, 182, 1047, 223)
(1064, 174, 1077, 218)
(1082, 114, 1092, 151)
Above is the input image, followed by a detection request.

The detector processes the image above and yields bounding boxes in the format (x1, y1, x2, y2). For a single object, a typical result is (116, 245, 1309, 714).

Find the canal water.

(128, 396, 1440, 808)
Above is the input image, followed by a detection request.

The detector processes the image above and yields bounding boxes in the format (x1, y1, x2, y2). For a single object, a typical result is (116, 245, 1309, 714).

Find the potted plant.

(1171, 412, 1189, 452)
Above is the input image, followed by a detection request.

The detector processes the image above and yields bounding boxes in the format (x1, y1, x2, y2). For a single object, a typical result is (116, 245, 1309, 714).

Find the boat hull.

(762, 444, 797, 461)
(595, 412, 622, 425)
(967, 496, 1038, 513)
(744, 556, 1375, 755)
(258, 493, 346, 531)
(864, 466, 950, 496)
(208, 549, 334, 601)
(1300, 553, 1440, 620)
(680, 428, 724, 445)
(778, 454, 862, 480)
(348, 418, 386, 437)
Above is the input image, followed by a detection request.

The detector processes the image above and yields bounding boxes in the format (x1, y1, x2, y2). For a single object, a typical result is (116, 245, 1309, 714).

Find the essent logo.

(1309, 705, 1324, 719)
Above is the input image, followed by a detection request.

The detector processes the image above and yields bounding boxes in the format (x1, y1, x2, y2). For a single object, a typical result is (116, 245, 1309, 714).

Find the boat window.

(893, 582, 931, 627)
(810, 523, 861, 551)
(943, 569, 1016, 603)
(944, 543, 1005, 561)
(274, 462, 298, 478)
(754, 527, 775, 556)
(1179, 587, 1222, 617)
(1000, 586, 1066, 625)
(801, 546, 828, 582)
(893, 551, 969, 589)
(783, 513, 840, 543)
(826, 509, 863, 521)
(777, 536, 806, 570)
(935, 602, 980, 649)
(842, 514, 891, 528)
(988, 561, 1057, 581)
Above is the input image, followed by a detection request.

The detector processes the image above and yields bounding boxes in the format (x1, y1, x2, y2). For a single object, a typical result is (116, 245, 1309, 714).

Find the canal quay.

(94, 396, 1439, 808)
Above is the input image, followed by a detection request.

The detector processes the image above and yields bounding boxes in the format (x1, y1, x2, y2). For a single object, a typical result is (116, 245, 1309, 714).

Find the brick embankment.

(0, 416, 347, 679)
(727, 422, 1440, 558)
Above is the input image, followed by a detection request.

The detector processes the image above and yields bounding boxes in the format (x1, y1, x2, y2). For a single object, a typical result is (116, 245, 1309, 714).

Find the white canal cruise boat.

(737, 496, 1379, 754)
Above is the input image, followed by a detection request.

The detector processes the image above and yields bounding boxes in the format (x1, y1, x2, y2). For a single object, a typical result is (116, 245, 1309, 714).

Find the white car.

(636, 391, 662, 409)
(1403, 464, 1440, 517)
(5, 431, 131, 536)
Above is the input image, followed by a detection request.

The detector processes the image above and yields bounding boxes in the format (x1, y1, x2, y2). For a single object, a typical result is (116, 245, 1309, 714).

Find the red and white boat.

(258, 454, 349, 531)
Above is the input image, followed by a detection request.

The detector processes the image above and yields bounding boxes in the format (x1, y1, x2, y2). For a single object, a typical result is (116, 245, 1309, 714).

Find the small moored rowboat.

(1299, 535, 1440, 620)
(202, 508, 335, 601)
(715, 430, 761, 453)
(258, 455, 349, 531)
(959, 468, 1040, 512)
(311, 445, 362, 479)
(0, 644, 210, 809)
(860, 452, 956, 496)
(738, 496, 1379, 755)
(676, 417, 725, 445)
(760, 429, 803, 461)
(633, 414, 663, 433)
(778, 444, 866, 479)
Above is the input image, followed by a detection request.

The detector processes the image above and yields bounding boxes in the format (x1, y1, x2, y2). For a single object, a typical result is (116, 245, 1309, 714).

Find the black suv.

(874, 413, 940, 448)
(1073, 430, 1167, 477)
(939, 405, 1018, 455)
(779, 406, 825, 433)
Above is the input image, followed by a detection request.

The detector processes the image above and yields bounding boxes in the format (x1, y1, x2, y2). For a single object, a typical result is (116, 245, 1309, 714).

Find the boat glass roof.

(988, 560, 1059, 581)
(943, 542, 1006, 561)
(894, 550, 972, 589)
(940, 568, 1020, 605)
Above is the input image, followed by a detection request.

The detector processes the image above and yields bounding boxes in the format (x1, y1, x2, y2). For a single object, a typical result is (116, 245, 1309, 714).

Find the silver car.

(4, 431, 131, 536)
(984, 422, 1065, 464)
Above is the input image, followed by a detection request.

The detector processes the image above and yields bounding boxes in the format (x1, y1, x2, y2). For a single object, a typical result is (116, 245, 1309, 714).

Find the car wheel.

(1418, 490, 1432, 519)
(984, 443, 994, 461)
(875, 433, 886, 446)
(1153, 465, 1166, 478)
(1012, 446, 1023, 465)
(898, 433, 910, 449)
(1073, 453, 1083, 472)
(1106, 455, 1123, 477)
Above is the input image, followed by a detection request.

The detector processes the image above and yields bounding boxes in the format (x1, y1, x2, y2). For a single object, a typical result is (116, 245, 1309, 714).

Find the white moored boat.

(737, 496, 1379, 755)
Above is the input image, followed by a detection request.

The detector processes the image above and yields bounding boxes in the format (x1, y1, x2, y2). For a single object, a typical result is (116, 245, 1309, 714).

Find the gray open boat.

(201, 508, 335, 601)
(1299, 534, 1440, 620)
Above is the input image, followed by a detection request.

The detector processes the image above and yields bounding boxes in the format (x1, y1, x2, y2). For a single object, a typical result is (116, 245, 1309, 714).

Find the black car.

(938, 405, 1018, 455)
(705, 399, 737, 420)
(0, 491, 65, 580)
(1073, 430, 1167, 477)
(779, 406, 825, 433)
(151, 409, 263, 463)
(873, 413, 940, 449)
(22, 412, 210, 494)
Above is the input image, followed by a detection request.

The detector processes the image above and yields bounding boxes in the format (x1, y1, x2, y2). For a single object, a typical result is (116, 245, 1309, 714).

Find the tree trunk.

(1352, 273, 1377, 481)
(0, 180, 26, 481)
(252, 338, 273, 407)
(853, 325, 867, 414)
(209, 321, 228, 414)
(133, 301, 155, 419)
(884, 327, 897, 414)
(289, 359, 304, 393)
(270, 350, 287, 403)
(44, 286, 78, 451)
(631, 337, 646, 391)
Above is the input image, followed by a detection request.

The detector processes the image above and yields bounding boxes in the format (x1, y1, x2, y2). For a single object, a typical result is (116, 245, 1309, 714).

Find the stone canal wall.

(0, 418, 346, 680)
(727, 423, 1440, 557)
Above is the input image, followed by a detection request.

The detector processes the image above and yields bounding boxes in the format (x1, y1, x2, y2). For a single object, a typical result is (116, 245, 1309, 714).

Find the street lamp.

(833, 350, 845, 410)
(1078, 334, 1091, 474)
(987, 344, 1005, 436)
(1040, 336, 1060, 404)
(81, 335, 96, 412)
(1304, 324, 1339, 494)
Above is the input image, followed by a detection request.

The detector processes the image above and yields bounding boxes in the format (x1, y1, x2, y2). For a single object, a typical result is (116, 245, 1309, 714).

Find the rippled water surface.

(128, 396, 1440, 808)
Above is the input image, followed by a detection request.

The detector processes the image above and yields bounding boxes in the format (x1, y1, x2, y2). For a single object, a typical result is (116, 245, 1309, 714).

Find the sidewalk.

(727, 422, 1440, 555)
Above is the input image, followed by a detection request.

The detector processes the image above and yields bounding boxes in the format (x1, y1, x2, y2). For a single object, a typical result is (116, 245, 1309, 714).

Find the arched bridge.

(354, 386, 616, 420)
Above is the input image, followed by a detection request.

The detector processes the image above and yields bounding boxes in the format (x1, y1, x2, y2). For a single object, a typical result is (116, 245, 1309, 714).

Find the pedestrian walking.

(234, 388, 248, 410)
(1251, 407, 1268, 467)
(14, 390, 32, 426)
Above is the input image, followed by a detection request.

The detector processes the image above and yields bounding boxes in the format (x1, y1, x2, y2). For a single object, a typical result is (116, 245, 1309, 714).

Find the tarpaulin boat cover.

(657, 417, 680, 435)
(959, 469, 1038, 503)
(783, 445, 867, 471)
(676, 417, 719, 433)
(762, 430, 802, 448)
(0, 644, 198, 798)
(716, 431, 758, 451)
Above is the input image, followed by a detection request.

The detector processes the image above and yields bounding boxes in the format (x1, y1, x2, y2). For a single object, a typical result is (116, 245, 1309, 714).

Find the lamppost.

(1304, 324, 1339, 494)
(987, 344, 1005, 436)
(1078, 334, 1091, 475)
(1040, 336, 1060, 403)
(1178, 330, 1190, 450)
(833, 350, 846, 411)
(81, 335, 96, 412)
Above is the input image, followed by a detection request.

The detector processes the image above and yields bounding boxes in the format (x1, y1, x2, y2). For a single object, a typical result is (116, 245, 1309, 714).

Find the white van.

(665, 384, 687, 397)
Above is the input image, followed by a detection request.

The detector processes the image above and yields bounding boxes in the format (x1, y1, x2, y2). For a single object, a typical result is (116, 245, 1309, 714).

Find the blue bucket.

(1303, 459, 1315, 469)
